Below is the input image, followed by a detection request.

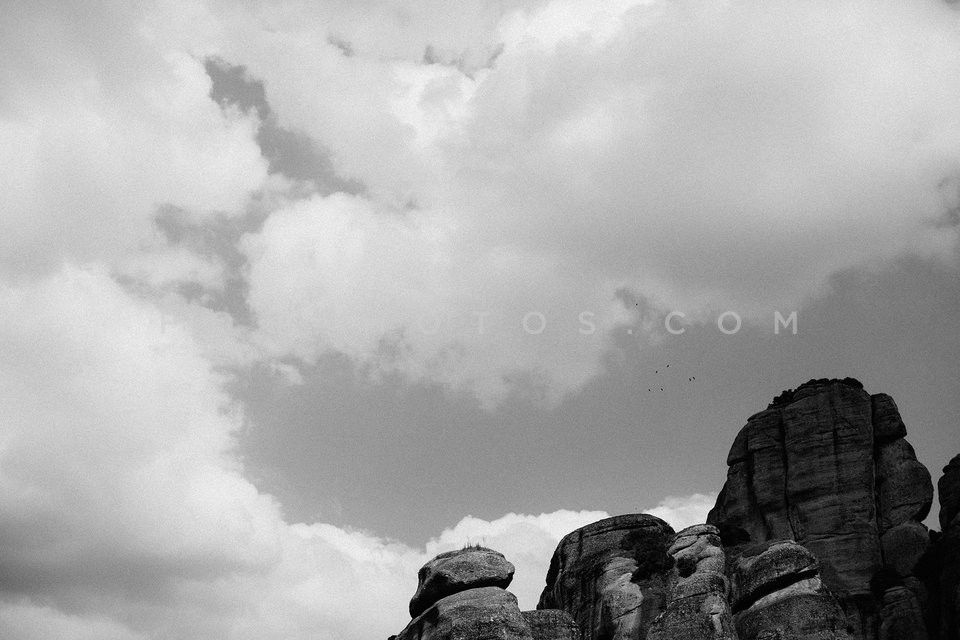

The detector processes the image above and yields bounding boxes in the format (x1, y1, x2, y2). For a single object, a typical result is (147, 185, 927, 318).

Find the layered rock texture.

(396, 587, 532, 640)
(389, 380, 957, 640)
(646, 524, 737, 640)
(522, 610, 580, 640)
(730, 540, 849, 639)
(393, 547, 578, 640)
(707, 378, 934, 639)
(410, 547, 516, 618)
(537, 514, 676, 640)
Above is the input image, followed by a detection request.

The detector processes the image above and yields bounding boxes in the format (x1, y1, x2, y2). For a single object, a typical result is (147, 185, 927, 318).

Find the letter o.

(522, 312, 547, 335)
(717, 311, 742, 335)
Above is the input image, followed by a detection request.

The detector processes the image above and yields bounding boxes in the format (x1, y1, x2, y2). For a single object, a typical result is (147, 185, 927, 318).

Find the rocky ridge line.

(387, 380, 957, 640)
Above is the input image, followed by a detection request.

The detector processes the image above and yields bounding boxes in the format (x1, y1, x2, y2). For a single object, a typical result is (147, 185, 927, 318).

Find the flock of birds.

(645, 364, 697, 392)
(631, 304, 698, 392)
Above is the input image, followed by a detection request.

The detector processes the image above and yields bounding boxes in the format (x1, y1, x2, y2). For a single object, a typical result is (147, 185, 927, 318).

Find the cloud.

(645, 493, 718, 532)
(423, 510, 610, 609)
(0, 0, 268, 275)
(0, 601, 145, 640)
(416, 494, 715, 610)
(0, 265, 643, 639)
(0, 269, 711, 637)
(0, 1, 957, 636)
(0, 266, 418, 639)
(220, 0, 960, 404)
(8, 0, 958, 405)
(443, 0, 960, 314)
(242, 191, 631, 405)
(0, 268, 281, 599)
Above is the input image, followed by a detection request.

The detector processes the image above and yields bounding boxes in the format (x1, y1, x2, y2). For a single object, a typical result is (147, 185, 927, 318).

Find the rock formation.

(521, 610, 579, 640)
(537, 514, 675, 640)
(396, 586, 533, 640)
(646, 524, 737, 640)
(730, 540, 849, 639)
(707, 378, 933, 639)
(393, 547, 579, 640)
(534, 516, 852, 640)
(388, 380, 958, 640)
(939, 454, 960, 640)
(878, 586, 928, 640)
(410, 547, 516, 618)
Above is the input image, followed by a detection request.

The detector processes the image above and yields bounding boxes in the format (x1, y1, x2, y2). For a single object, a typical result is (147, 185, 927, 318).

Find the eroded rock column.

(646, 524, 738, 640)
(537, 514, 675, 640)
(708, 379, 933, 639)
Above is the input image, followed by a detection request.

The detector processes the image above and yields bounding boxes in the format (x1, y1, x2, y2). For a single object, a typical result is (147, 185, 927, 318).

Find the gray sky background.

(0, 1, 958, 639)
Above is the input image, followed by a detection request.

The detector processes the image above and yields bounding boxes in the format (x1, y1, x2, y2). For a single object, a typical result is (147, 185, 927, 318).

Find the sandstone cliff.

(393, 546, 578, 640)
(707, 378, 933, 639)
(389, 380, 956, 640)
(537, 514, 675, 640)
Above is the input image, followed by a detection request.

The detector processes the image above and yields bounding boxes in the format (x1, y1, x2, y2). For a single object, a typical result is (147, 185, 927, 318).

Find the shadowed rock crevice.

(731, 566, 820, 614)
(939, 454, 960, 640)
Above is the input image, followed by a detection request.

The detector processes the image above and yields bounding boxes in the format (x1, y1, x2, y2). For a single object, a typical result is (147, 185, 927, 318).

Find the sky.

(0, 0, 959, 638)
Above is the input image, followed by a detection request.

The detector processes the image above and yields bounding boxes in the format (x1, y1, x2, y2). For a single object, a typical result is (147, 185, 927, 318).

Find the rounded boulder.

(409, 547, 515, 618)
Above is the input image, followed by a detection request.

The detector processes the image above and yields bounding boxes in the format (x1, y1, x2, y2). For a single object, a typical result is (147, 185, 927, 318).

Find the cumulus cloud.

(242, 191, 629, 404)
(455, 0, 960, 312)
(0, 267, 700, 639)
(645, 493, 718, 532)
(0, 0, 267, 274)
(220, 0, 960, 404)
(1, 0, 958, 636)
(9, 0, 958, 404)
(0, 267, 411, 639)
(0, 269, 710, 636)
(0, 269, 279, 620)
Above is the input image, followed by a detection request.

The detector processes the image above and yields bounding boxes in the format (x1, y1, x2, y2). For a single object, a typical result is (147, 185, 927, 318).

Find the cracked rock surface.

(708, 379, 933, 639)
(537, 514, 675, 640)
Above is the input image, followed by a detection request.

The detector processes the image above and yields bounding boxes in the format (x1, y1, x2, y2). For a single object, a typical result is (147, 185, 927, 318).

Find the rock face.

(878, 586, 927, 640)
(940, 454, 960, 640)
(537, 514, 676, 640)
(731, 540, 849, 640)
(397, 587, 533, 640)
(535, 518, 850, 640)
(394, 548, 577, 640)
(707, 378, 934, 640)
(521, 610, 579, 640)
(410, 547, 516, 618)
(941, 455, 960, 533)
(646, 524, 738, 640)
(389, 380, 958, 640)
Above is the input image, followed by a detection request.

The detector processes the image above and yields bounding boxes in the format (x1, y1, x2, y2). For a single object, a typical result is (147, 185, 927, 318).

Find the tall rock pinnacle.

(707, 378, 934, 640)
(388, 378, 957, 640)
